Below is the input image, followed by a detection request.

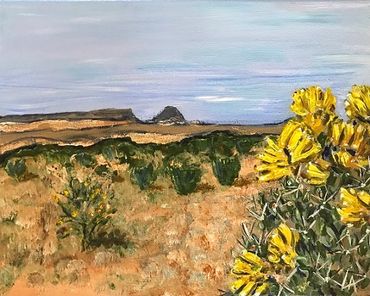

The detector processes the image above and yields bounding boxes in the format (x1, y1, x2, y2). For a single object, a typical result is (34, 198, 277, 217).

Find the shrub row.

(1, 132, 262, 194)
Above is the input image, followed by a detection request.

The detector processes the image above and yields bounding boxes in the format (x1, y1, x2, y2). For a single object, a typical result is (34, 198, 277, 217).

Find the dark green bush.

(5, 159, 27, 181)
(94, 165, 111, 177)
(167, 165, 201, 195)
(101, 145, 119, 161)
(74, 152, 96, 168)
(187, 138, 210, 154)
(236, 136, 261, 154)
(130, 164, 157, 190)
(212, 156, 241, 186)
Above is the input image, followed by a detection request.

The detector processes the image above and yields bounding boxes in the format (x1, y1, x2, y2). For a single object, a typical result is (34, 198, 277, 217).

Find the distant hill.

(0, 108, 140, 123)
(150, 106, 187, 125)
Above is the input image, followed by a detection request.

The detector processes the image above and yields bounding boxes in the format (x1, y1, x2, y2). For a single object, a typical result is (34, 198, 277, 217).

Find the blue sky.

(0, 1, 369, 123)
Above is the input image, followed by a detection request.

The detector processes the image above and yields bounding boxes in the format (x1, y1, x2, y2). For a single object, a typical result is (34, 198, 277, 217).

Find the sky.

(0, 1, 369, 124)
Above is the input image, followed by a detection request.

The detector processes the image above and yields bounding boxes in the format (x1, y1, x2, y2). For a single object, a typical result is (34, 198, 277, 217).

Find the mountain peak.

(151, 106, 187, 125)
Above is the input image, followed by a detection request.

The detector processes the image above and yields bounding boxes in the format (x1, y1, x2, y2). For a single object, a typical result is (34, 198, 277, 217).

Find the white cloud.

(17, 13, 43, 17)
(196, 96, 244, 103)
(283, 1, 370, 11)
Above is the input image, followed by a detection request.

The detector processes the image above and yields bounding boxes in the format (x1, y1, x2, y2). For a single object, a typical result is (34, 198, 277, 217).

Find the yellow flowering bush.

(226, 85, 370, 296)
(55, 177, 117, 251)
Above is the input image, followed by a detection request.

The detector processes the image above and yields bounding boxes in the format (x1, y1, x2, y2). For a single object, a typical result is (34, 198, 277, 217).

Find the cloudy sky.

(0, 1, 369, 123)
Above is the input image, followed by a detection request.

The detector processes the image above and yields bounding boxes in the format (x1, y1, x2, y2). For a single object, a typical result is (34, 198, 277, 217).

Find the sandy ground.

(0, 148, 276, 296)
(0, 120, 131, 133)
(0, 120, 283, 155)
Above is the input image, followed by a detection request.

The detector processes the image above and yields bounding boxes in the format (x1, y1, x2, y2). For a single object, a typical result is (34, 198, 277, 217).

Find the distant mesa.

(0, 106, 189, 125)
(150, 106, 187, 125)
(0, 108, 140, 123)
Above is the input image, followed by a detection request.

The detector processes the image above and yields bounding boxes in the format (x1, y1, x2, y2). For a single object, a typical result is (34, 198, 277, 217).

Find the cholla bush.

(212, 156, 241, 186)
(165, 152, 202, 195)
(54, 177, 117, 251)
(127, 149, 160, 190)
(5, 158, 27, 181)
(226, 85, 370, 296)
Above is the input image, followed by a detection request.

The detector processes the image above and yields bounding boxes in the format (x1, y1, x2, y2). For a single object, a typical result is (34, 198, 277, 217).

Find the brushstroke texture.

(0, 1, 369, 124)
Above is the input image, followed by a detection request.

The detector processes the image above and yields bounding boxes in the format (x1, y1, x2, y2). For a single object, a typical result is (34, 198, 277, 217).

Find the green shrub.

(55, 178, 117, 251)
(235, 136, 261, 154)
(212, 156, 241, 186)
(168, 166, 201, 195)
(209, 133, 236, 157)
(43, 149, 71, 165)
(5, 159, 27, 181)
(165, 153, 202, 195)
(187, 138, 210, 154)
(101, 145, 119, 161)
(115, 142, 137, 164)
(130, 164, 157, 190)
(74, 152, 96, 168)
(94, 165, 111, 177)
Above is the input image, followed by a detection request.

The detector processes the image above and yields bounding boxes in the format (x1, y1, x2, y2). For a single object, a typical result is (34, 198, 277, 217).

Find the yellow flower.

(267, 223, 299, 268)
(230, 251, 269, 296)
(332, 150, 369, 170)
(71, 210, 79, 218)
(300, 158, 331, 185)
(337, 188, 370, 224)
(301, 111, 335, 136)
(257, 120, 321, 182)
(328, 120, 369, 169)
(63, 190, 70, 197)
(345, 85, 370, 123)
(291, 86, 336, 116)
(329, 120, 367, 150)
(290, 86, 336, 136)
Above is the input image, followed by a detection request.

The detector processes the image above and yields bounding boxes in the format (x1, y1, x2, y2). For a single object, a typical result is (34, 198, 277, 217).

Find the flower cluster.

(257, 85, 369, 187)
(230, 224, 299, 296)
(228, 85, 369, 296)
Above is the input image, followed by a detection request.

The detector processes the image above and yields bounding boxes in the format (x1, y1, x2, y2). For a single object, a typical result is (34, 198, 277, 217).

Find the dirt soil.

(0, 147, 275, 296)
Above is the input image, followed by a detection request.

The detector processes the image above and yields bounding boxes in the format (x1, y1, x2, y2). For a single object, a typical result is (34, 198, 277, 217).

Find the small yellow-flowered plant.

(55, 178, 116, 251)
(267, 223, 299, 268)
(346, 85, 370, 123)
(230, 251, 270, 296)
(338, 188, 370, 224)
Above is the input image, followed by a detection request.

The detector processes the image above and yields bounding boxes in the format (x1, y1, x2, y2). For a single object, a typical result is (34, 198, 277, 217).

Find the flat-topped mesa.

(0, 108, 140, 123)
(150, 106, 187, 125)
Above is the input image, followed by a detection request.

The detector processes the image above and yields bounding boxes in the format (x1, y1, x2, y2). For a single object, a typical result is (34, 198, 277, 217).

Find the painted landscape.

(0, 1, 369, 296)
(0, 106, 279, 295)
